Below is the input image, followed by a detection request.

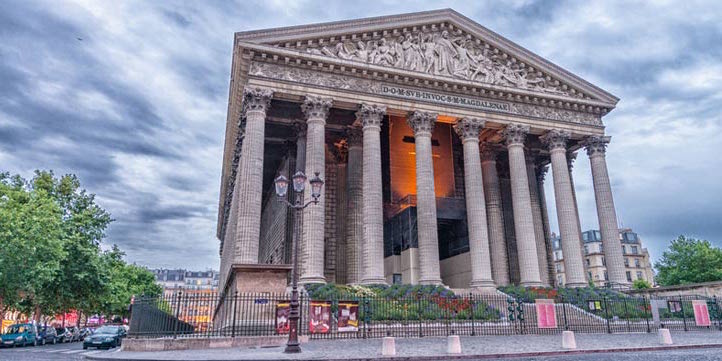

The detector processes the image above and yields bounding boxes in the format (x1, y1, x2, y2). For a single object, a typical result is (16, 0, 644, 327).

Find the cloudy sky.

(1, 1, 720, 271)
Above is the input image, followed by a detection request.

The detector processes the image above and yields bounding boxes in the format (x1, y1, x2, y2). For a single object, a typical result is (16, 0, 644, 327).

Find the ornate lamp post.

(274, 171, 324, 353)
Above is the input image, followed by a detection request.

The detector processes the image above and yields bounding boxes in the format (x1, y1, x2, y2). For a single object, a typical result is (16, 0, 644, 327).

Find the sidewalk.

(86, 332, 722, 361)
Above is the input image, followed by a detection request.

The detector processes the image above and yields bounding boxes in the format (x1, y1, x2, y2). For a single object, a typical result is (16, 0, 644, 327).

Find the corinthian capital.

(346, 126, 363, 147)
(356, 104, 386, 130)
(582, 135, 610, 157)
(540, 129, 571, 151)
(301, 95, 333, 122)
(407, 111, 437, 136)
(480, 142, 502, 162)
(243, 87, 274, 113)
(453, 117, 485, 141)
(502, 123, 530, 146)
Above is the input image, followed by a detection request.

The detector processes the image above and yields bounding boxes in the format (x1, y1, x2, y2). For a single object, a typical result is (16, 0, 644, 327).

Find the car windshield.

(55, 328, 65, 332)
(7, 325, 27, 334)
(94, 326, 118, 334)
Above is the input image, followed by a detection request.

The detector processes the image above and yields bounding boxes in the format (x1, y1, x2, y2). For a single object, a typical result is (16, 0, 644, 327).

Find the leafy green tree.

(100, 245, 162, 317)
(632, 279, 652, 290)
(655, 235, 722, 286)
(0, 173, 66, 318)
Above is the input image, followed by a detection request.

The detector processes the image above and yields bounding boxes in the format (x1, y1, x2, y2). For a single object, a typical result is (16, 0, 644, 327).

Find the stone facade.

(215, 10, 625, 320)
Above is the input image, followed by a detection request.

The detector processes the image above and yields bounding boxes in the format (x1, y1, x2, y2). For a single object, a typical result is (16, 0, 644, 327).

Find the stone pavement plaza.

(86, 332, 722, 361)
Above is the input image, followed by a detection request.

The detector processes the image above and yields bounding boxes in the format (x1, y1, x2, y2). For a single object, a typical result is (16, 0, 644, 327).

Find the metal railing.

(128, 291, 722, 339)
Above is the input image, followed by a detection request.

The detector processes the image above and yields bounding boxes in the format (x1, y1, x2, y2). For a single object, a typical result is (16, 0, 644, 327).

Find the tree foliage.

(0, 171, 160, 321)
(632, 279, 652, 290)
(655, 235, 722, 286)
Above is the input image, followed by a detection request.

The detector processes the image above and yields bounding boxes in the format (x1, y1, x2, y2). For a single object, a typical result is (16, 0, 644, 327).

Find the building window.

(624, 258, 629, 267)
(594, 230, 602, 240)
(626, 271, 632, 282)
(556, 264, 562, 273)
(557, 276, 563, 286)
(584, 245, 589, 255)
(582, 232, 589, 241)
(588, 272, 593, 280)
(586, 258, 591, 266)
(599, 243, 603, 253)
(636, 271, 643, 280)
(635, 259, 641, 268)
(622, 246, 626, 254)
(631, 246, 639, 254)
(392, 274, 402, 285)
(602, 257, 606, 266)
(604, 271, 609, 281)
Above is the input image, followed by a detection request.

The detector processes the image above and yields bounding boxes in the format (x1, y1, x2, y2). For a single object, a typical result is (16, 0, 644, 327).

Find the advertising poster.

(668, 300, 682, 313)
(275, 301, 291, 334)
(337, 301, 359, 332)
(535, 299, 557, 329)
(692, 300, 711, 327)
(309, 301, 331, 334)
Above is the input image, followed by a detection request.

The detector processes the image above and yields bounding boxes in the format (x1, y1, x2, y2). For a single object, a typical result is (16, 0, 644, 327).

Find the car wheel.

(83, 345, 87, 350)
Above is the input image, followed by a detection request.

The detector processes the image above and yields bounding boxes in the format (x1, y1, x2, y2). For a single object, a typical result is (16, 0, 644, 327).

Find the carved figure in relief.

(302, 29, 578, 98)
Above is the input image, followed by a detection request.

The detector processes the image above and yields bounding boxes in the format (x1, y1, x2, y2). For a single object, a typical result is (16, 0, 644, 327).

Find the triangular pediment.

(236, 9, 618, 106)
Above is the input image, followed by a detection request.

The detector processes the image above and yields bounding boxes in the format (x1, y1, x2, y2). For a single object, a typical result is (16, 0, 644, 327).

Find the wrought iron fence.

(128, 291, 722, 339)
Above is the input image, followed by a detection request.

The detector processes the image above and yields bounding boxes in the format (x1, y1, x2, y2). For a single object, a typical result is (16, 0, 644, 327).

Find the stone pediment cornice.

(235, 9, 619, 109)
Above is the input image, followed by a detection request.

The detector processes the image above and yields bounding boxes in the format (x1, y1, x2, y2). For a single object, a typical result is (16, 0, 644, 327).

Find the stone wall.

(626, 281, 722, 299)
(440, 251, 472, 288)
(258, 157, 290, 264)
(323, 153, 338, 282)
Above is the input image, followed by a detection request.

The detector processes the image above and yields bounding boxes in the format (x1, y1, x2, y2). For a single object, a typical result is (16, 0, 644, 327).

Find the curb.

(85, 343, 722, 361)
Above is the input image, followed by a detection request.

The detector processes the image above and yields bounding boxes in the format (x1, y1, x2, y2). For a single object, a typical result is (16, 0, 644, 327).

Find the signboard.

(337, 301, 359, 332)
(692, 300, 711, 327)
(309, 301, 331, 334)
(668, 300, 682, 313)
(275, 301, 290, 334)
(535, 299, 557, 329)
(588, 300, 602, 311)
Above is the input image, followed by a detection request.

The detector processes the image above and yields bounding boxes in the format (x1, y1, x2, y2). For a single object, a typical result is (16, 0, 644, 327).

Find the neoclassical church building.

(216, 9, 627, 298)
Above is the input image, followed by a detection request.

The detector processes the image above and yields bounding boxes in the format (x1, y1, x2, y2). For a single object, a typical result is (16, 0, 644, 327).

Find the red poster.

(535, 299, 557, 329)
(337, 301, 359, 332)
(692, 300, 711, 327)
(275, 301, 290, 334)
(309, 301, 331, 334)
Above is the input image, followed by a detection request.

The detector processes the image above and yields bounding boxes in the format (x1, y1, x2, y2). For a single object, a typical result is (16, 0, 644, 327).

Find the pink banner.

(535, 299, 557, 329)
(692, 300, 711, 327)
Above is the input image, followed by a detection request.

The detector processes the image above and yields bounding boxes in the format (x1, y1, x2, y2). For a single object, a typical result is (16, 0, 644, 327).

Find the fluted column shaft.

(408, 111, 442, 285)
(502, 124, 542, 287)
(584, 136, 628, 286)
(526, 155, 551, 286)
(299, 96, 332, 284)
(234, 87, 273, 263)
(481, 144, 510, 286)
(454, 119, 495, 291)
(537, 166, 556, 286)
(541, 130, 587, 287)
(345, 127, 363, 284)
(359, 104, 387, 285)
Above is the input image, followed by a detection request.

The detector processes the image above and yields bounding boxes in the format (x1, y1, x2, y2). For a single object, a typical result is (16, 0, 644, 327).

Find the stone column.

(299, 95, 332, 284)
(537, 166, 556, 286)
(480, 143, 510, 286)
(541, 130, 587, 287)
(502, 124, 542, 287)
(358, 104, 387, 285)
(567, 152, 584, 255)
(526, 152, 551, 286)
(294, 121, 307, 172)
(583, 136, 628, 286)
(407, 111, 442, 285)
(233, 87, 273, 263)
(454, 118, 495, 291)
(345, 127, 363, 284)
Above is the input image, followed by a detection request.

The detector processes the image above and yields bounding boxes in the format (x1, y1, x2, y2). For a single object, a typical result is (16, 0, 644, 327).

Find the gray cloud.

(1, 0, 720, 271)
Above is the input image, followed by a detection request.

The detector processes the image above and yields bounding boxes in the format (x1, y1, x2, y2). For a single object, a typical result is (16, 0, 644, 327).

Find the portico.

(216, 9, 627, 305)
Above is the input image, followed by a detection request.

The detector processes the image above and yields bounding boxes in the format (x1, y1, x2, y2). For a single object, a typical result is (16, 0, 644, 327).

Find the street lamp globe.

(291, 171, 307, 193)
(309, 172, 324, 200)
(274, 175, 289, 198)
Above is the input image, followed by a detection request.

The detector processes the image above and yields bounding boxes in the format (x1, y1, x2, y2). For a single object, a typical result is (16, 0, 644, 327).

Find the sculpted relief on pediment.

(303, 30, 583, 99)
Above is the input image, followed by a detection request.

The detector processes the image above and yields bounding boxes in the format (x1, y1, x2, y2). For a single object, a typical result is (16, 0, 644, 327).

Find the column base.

(469, 280, 497, 294)
(418, 278, 443, 286)
(299, 276, 326, 285)
(519, 281, 544, 288)
(564, 282, 588, 288)
(359, 278, 387, 286)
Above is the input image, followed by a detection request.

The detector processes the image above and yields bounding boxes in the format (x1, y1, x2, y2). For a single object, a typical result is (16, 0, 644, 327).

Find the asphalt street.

(0, 341, 120, 361)
(469, 348, 722, 361)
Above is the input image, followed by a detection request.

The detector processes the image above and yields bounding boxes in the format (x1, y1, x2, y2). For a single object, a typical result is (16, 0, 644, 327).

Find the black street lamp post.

(274, 171, 324, 353)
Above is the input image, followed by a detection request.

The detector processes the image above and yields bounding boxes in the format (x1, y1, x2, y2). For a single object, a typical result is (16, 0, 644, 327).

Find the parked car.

(66, 326, 81, 342)
(1, 323, 38, 347)
(79, 327, 93, 341)
(38, 325, 58, 345)
(55, 327, 71, 343)
(82, 325, 126, 350)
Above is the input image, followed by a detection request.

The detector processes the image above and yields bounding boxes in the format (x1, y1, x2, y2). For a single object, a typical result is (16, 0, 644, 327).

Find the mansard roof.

(234, 8, 619, 107)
